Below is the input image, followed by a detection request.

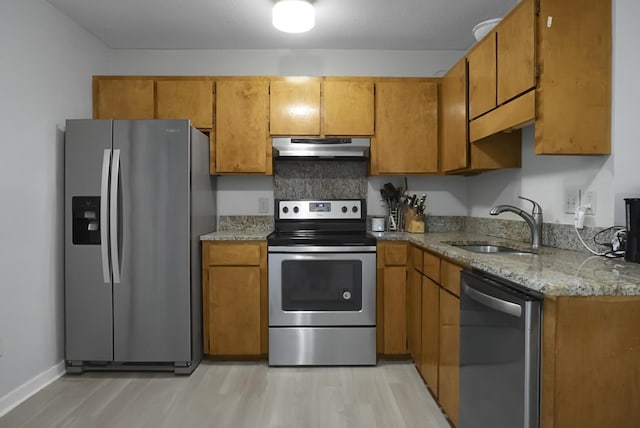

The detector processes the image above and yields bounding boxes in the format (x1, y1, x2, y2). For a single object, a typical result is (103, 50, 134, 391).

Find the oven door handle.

(268, 245, 377, 253)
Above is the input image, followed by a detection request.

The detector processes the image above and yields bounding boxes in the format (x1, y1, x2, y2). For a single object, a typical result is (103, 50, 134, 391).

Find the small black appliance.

(625, 198, 640, 263)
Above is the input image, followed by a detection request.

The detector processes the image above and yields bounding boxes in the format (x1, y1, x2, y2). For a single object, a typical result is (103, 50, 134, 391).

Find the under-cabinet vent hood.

(272, 137, 370, 159)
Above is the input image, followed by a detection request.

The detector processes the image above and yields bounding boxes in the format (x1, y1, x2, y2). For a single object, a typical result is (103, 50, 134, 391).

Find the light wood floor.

(0, 361, 451, 428)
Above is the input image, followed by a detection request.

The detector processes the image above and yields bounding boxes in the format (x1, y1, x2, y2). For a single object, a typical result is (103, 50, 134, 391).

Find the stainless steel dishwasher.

(459, 269, 543, 428)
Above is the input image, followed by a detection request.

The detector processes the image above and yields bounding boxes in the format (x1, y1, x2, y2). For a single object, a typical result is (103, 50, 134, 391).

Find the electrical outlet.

(564, 188, 580, 214)
(258, 197, 269, 214)
(583, 191, 597, 215)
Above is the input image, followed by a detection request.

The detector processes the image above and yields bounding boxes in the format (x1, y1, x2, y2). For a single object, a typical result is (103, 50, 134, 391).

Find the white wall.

(467, 126, 614, 227)
(367, 176, 468, 217)
(612, 0, 640, 225)
(0, 0, 110, 413)
(110, 49, 463, 77)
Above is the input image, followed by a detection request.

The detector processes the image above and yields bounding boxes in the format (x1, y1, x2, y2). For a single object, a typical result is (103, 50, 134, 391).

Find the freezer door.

(64, 119, 114, 362)
(112, 120, 191, 363)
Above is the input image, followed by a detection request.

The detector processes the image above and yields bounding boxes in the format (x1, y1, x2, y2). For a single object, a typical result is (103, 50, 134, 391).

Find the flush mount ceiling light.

(272, 0, 315, 33)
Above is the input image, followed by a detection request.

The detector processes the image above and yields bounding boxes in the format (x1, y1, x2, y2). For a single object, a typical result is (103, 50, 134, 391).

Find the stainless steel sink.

(449, 244, 532, 255)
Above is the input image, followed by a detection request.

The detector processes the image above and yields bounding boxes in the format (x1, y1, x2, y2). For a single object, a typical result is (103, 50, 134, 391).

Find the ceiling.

(46, 0, 518, 51)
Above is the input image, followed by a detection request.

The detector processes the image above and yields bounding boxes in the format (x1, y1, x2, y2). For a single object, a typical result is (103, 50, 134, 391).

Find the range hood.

(272, 137, 370, 159)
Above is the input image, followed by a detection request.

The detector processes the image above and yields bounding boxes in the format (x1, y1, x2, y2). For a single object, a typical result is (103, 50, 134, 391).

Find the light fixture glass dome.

(272, 0, 315, 33)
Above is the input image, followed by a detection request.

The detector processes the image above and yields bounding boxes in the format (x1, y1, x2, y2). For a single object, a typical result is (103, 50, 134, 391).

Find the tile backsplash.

(273, 159, 368, 200)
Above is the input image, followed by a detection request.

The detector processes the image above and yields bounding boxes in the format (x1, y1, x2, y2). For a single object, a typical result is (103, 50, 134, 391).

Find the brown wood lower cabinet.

(377, 241, 408, 356)
(202, 241, 267, 357)
(419, 276, 440, 391)
(438, 288, 460, 427)
(541, 295, 640, 428)
(408, 244, 463, 426)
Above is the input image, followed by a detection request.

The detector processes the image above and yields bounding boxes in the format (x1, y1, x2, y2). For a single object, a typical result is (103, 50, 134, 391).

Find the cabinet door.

(156, 79, 214, 129)
(407, 267, 422, 362)
(382, 242, 408, 266)
(441, 260, 462, 297)
(215, 79, 270, 174)
(467, 33, 497, 119)
(497, 0, 536, 105)
(420, 276, 440, 393)
(439, 290, 460, 426)
(440, 58, 469, 173)
(372, 79, 438, 174)
(383, 265, 407, 355)
(207, 266, 261, 355)
(93, 78, 154, 119)
(422, 251, 441, 283)
(269, 78, 321, 135)
(535, 0, 611, 155)
(323, 79, 374, 136)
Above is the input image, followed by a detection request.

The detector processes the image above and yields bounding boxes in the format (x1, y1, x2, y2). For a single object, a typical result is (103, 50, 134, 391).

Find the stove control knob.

(282, 206, 289, 214)
(352, 205, 358, 213)
(342, 290, 352, 300)
(342, 206, 348, 213)
(293, 206, 299, 214)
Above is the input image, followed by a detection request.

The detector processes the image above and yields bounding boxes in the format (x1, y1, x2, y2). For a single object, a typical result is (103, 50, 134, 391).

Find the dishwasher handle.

(462, 282, 522, 318)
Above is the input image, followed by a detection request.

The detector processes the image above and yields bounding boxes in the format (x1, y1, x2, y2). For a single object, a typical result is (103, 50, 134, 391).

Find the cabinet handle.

(463, 283, 522, 317)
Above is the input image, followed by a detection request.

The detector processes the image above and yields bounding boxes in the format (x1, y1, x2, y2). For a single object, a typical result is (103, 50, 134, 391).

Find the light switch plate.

(564, 187, 580, 214)
(258, 197, 269, 214)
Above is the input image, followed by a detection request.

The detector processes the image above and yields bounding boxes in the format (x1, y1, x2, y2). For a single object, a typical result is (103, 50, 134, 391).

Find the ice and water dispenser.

(72, 196, 101, 245)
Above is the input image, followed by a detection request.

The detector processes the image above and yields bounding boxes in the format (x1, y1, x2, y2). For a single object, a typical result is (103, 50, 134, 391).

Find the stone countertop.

(200, 230, 271, 241)
(373, 231, 640, 297)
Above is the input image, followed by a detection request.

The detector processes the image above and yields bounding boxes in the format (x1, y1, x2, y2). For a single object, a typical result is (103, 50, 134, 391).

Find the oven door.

(268, 246, 376, 327)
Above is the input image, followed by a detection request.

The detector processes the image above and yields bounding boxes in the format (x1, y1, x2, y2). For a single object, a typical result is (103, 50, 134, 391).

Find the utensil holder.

(405, 210, 425, 234)
(388, 207, 400, 231)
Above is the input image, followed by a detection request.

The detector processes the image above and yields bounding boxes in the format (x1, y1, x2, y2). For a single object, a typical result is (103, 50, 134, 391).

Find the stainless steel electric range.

(267, 199, 377, 366)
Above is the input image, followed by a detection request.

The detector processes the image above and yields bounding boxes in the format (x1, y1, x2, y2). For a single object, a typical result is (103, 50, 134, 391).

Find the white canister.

(372, 217, 385, 232)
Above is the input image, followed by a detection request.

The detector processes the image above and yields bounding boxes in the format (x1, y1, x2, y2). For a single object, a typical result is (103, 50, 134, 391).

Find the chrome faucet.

(489, 196, 543, 251)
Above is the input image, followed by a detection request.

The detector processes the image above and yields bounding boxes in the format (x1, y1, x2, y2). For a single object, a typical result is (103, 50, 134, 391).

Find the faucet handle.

(518, 196, 542, 214)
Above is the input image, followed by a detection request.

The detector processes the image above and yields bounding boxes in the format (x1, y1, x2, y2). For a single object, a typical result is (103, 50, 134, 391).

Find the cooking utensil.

(417, 194, 427, 215)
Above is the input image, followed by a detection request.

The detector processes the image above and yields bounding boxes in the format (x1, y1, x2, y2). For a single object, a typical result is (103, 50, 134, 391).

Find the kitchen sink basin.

(449, 244, 532, 255)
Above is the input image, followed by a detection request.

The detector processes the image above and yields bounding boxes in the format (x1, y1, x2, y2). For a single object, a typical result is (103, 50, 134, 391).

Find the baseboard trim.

(0, 360, 65, 418)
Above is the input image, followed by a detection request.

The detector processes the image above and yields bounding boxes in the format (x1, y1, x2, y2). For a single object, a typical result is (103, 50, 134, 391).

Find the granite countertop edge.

(199, 229, 640, 296)
(372, 231, 640, 297)
(200, 230, 272, 241)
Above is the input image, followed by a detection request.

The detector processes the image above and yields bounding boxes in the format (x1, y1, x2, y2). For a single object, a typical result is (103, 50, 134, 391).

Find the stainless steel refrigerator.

(64, 119, 215, 374)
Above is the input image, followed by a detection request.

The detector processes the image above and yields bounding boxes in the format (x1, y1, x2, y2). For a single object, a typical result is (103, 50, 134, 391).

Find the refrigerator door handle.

(110, 149, 122, 284)
(100, 149, 111, 283)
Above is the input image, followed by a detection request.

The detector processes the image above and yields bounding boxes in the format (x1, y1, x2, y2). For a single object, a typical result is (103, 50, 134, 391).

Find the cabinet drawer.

(440, 260, 463, 297)
(410, 245, 424, 272)
(208, 242, 262, 266)
(382, 242, 408, 266)
(423, 252, 441, 283)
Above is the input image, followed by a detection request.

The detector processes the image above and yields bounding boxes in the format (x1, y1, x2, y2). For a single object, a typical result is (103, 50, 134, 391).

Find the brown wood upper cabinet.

(323, 78, 374, 136)
(371, 78, 438, 175)
(535, 0, 611, 155)
(439, 60, 522, 174)
(467, 0, 536, 142)
(93, 76, 214, 129)
(269, 77, 374, 137)
(214, 78, 271, 175)
(156, 79, 214, 129)
(465, 0, 611, 154)
(467, 33, 498, 121)
(93, 77, 155, 120)
(269, 77, 321, 136)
